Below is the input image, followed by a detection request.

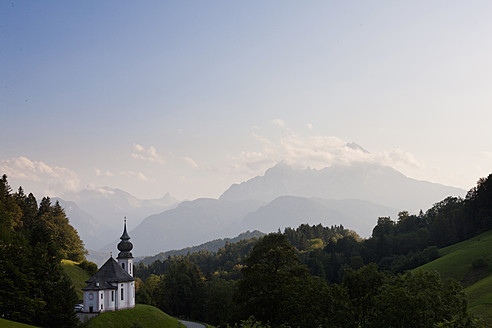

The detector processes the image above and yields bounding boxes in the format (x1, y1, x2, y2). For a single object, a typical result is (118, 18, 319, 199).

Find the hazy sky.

(1, 1, 492, 200)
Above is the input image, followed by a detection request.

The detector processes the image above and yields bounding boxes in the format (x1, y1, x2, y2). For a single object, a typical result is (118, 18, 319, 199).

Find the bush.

(79, 260, 98, 275)
(472, 258, 488, 270)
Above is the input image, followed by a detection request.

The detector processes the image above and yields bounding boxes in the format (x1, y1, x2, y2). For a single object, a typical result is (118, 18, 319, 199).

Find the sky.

(1, 1, 492, 201)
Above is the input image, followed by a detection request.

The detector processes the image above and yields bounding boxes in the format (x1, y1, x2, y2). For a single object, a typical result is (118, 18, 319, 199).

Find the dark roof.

(120, 221, 131, 240)
(83, 257, 134, 291)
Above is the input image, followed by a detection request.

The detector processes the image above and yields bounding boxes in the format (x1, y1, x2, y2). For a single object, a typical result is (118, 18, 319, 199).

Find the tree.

(234, 233, 329, 328)
(0, 176, 79, 327)
(373, 271, 469, 328)
(234, 233, 301, 325)
(342, 263, 385, 328)
(157, 260, 206, 320)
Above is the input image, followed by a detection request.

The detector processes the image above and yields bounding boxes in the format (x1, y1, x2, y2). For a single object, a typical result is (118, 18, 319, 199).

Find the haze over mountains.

(56, 187, 179, 249)
(220, 162, 464, 212)
(59, 160, 466, 258)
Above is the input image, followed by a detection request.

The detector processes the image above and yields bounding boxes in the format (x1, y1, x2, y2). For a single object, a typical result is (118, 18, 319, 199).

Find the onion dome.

(117, 219, 133, 259)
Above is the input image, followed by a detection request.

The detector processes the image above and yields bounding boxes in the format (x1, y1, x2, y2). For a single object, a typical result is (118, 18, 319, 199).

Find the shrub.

(472, 258, 488, 270)
(79, 260, 98, 275)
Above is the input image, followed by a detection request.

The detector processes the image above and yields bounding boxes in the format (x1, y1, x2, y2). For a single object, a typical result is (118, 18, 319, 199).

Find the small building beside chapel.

(82, 220, 135, 313)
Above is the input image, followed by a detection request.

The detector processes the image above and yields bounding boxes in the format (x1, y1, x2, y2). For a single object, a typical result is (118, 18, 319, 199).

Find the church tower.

(117, 218, 134, 276)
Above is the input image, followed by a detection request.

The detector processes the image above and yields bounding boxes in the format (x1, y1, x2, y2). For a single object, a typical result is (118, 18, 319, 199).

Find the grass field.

(0, 318, 39, 328)
(413, 230, 492, 282)
(84, 304, 185, 328)
(413, 230, 492, 324)
(61, 259, 92, 301)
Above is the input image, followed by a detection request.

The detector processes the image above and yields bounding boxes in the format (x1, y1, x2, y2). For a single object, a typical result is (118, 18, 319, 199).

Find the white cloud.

(272, 119, 286, 127)
(86, 184, 116, 195)
(120, 170, 154, 182)
(0, 156, 80, 197)
(184, 157, 198, 168)
(94, 167, 114, 177)
(131, 143, 165, 165)
(306, 123, 313, 129)
(228, 123, 425, 177)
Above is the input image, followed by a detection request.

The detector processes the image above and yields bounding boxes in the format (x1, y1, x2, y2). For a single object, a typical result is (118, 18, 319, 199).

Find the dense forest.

(134, 174, 492, 327)
(0, 175, 87, 328)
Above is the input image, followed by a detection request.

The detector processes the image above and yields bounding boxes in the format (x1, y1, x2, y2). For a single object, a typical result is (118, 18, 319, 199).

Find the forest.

(134, 174, 492, 327)
(0, 175, 88, 328)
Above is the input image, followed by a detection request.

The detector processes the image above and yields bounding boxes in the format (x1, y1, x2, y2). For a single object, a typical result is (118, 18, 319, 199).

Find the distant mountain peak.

(220, 162, 465, 212)
(345, 142, 370, 153)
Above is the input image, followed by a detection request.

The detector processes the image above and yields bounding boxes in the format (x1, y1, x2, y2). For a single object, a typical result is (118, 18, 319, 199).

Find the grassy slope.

(85, 304, 185, 328)
(61, 259, 92, 301)
(0, 318, 39, 328)
(413, 230, 492, 323)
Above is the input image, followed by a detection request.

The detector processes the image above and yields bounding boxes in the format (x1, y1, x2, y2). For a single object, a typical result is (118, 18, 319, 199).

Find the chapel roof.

(117, 219, 133, 259)
(82, 257, 134, 291)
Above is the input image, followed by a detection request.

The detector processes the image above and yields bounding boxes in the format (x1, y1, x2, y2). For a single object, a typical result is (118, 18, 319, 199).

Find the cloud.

(184, 157, 198, 168)
(0, 156, 80, 196)
(86, 184, 116, 195)
(120, 171, 154, 182)
(228, 122, 424, 176)
(306, 123, 313, 129)
(94, 168, 114, 177)
(272, 119, 286, 127)
(131, 143, 165, 165)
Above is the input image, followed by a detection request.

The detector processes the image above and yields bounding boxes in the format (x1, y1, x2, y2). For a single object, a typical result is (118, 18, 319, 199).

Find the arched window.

(122, 263, 125, 270)
(121, 288, 124, 301)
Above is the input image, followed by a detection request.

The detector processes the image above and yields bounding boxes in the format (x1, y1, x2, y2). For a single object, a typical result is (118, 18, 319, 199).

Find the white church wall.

(116, 281, 135, 310)
(83, 290, 100, 313)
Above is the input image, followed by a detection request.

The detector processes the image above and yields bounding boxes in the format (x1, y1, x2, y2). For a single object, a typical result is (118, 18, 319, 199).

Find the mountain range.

(220, 162, 464, 212)
(57, 187, 179, 249)
(60, 162, 466, 258)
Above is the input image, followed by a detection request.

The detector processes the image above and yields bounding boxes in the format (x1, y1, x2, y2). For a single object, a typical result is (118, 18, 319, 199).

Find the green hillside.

(414, 230, 492, 282)
(61, 259, 92, 301)
(0, 318, 40, 328)
(413, 229, 492, 323)
(85, 304, 185, 328)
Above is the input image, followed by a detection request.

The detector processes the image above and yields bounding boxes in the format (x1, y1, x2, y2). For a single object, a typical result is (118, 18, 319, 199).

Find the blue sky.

(1, 1, 492, 201)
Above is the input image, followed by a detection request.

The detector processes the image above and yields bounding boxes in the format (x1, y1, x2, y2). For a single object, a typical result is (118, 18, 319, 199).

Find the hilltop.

(84, 304, 185, 328)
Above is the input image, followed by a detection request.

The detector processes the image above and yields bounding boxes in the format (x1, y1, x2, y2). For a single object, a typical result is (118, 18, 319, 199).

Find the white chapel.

(82, 220, 135, 313)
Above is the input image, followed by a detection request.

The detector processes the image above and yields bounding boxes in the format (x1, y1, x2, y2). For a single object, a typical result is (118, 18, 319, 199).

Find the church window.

(122, 263, 125, 270)
(89, 293, 94, 300)
(112, 291, 114, 301)
(130, 263, 132, 274)
(101, 293, 103, 299)
(121, 288, 124, 300)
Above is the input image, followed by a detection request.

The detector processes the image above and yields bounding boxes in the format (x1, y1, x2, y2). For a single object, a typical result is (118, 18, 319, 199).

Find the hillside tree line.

(0, 175, 86, 327)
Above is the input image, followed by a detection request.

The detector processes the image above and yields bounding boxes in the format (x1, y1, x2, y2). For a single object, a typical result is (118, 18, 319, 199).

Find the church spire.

(117, 218, 133, 259)
(120, 217, 131, 240)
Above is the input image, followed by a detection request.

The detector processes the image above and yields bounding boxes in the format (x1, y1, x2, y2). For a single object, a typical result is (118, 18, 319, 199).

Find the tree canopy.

(0, 175, 83, 327)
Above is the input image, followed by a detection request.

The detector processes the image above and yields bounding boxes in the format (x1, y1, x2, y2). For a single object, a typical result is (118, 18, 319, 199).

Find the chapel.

(82, 220, 135, 313)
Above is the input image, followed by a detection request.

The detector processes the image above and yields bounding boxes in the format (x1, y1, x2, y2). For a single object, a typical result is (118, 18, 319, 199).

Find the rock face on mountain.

(220, 163, 465, 213)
